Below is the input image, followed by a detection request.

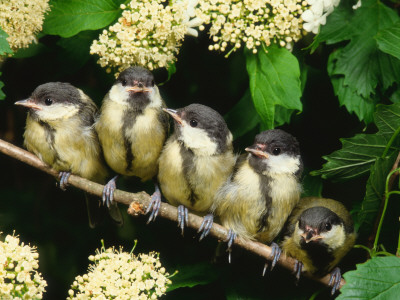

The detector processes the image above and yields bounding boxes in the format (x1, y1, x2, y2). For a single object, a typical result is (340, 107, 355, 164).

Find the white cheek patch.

(36, 103, 79, 121)
(321, 225, 345, 250)
(147, 86, 162, 108)
(293, 223, 304, 245)
(109, 83, 130, 105)
(178, 121, 218, 155)
(264, 153, 301, 175)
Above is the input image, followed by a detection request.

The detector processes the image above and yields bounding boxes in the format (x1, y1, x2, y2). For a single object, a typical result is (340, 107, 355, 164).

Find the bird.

(201, 129, 303, 267)
(15, 82, 122, 227)
(158, 103, 236, 234)
(95, 66, 169, 222)
(281, 196, 356, 295)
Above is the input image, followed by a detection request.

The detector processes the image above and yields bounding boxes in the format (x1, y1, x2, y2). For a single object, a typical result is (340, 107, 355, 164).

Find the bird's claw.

(293, 260, 303, 283)
(328, 267, 342, 295)
(146, 188, 162, 224)
(59, 171, 71, 191)
(102, 175, 118, 207)
(177, 205, 189, 235)
(269, 242, 282, 270)
(225, 230, 237, 263)
(198, 214, 214, 241)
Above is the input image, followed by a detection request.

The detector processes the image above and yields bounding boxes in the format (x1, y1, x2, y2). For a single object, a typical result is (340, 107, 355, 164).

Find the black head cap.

(177, 103, 231, 153)
(298, 207, 343, 235)
(31, 82, 81, 107)
(253, 129, 300, 157)
(117, 66, 155, 88)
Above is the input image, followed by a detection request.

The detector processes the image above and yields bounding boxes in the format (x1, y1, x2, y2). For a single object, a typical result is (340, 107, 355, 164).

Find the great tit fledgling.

(95, 67, 169, 221)
(157, 103, 236, 234)
(15, 82, 122, 227)
(204, 129, 303, 265)
(281, 197, 356, 295)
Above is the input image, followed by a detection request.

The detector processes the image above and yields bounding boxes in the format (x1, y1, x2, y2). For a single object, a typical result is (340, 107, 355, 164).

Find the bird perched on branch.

(95, 67, 169, 222)
(281, 197, 356, 295)
(15, 82, 122, 227)
(200, 129, 303, 267)
(157, 103, 236, 234)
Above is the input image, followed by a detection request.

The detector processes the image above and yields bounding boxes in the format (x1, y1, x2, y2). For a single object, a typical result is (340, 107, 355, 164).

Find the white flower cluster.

(195, 0, 308, 54)
(68, 246, 172, 299)
(90, 0, 202, 76)
(0, 233, 47, 299)
(0, 0, 50, 52)
(301, 0, 340, 34)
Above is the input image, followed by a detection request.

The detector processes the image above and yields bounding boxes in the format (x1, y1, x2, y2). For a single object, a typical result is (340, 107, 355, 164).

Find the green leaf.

(301, 171, 323, 198)
(0, 27, 12, 55)
(337, 256, 400, 299)
(224, 90, 260, 140)
(328, 49, 378, 124)
(375, 21, 400, 60)
(310, 2, 356, 52)
(332, 0, 400, 97)
(245, 45, 302, 129)
(356, 152, 397, 234)
(0, 80, 5, 100)
(43, 0, 125, 38)
(167, 262, 221, 291)
(311, 103, 400, 181)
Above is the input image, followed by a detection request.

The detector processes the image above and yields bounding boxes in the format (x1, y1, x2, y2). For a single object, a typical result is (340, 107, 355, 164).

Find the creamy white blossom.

(90, 0, 203, 76)
(67, 244, 172, 299)
(301, 0, 340, 34)
(0, 0, 50, 51)
(352, 0, 361, 10)
(0, 232, 47, 299)
(195, 0, 309, 54)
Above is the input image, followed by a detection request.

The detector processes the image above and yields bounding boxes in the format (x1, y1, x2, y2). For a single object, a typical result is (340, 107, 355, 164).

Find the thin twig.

(0, 138, 345, 290)
(368, 151, 400, 248)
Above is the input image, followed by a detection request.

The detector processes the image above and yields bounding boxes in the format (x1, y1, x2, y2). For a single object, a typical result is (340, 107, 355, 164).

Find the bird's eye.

(45, 98, 52, 106)
(190, 120, 198, 127)
(272, 147, 281, 155)
(325, 223, 332, 231)
(122, 79, 127, 86)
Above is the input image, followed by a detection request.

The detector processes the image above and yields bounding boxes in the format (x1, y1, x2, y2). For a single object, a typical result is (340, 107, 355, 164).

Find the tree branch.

(0, 138, 344, 290)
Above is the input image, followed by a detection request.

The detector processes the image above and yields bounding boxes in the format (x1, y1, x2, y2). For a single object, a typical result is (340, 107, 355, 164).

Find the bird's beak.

(14, 99, 42, 110)
(126, 86, 151, 93)
(245, 147, 269, 159)
(301, 230, 323, 243)
(163, 108, 183, 125)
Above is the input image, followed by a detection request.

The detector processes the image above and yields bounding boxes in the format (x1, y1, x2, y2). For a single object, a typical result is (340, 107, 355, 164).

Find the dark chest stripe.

(301, 241, 334, 275)
(122, 109, 140, 172)
(257, 174, 272, 233)
(38, 121, 67, 167)
(179, 141, 199, 206)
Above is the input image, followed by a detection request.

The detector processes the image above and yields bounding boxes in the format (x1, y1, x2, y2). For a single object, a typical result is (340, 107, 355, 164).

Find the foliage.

(1, 0, 400, 299)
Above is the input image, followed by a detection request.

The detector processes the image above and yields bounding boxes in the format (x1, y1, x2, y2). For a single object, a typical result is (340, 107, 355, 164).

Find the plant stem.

(374, 167, 400, 250)
(381, 126, 400, 158)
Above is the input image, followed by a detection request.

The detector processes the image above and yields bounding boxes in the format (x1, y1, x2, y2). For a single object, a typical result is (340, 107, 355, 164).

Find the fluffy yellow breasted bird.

(202, 129, 303, 266)
(158, 104, 236, 234)
(281, 197, 356, 295)
(15, 82, 122, 227)
(95, 67, 169, 221)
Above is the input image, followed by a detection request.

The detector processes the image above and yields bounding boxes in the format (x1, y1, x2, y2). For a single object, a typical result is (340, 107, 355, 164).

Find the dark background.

(0, 31, 380, 299)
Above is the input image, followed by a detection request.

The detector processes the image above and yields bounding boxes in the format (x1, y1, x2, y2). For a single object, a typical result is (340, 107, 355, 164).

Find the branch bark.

(0, 138, 344, 290)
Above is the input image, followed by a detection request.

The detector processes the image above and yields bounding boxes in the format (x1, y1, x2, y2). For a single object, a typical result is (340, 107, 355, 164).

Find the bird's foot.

(198, 214, 214, 241)
(225, 229, 237, 264)
(59, 171, 71, 191)
(293, 260, 303, 284)
(177, 205, 189, 236)
(146, 185, 162, 224)
(269, 242, 282, 270)
(102, 175, 118, 207)
(328, 267, 342, 295)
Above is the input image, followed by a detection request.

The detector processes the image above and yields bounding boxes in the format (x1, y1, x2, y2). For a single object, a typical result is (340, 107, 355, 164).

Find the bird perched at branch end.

(281, 197, 356, 295)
